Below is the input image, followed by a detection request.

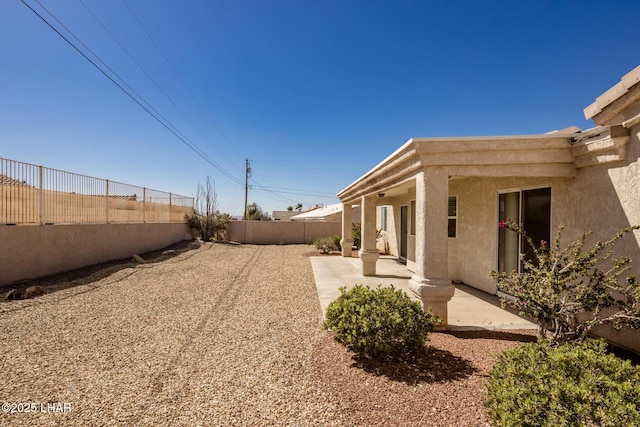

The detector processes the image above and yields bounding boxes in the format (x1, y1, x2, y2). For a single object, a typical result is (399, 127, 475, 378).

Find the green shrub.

(352, 223, 361, 249)
(322, 284, 439, 358)
(331, 234, 342, 251)
(486, 339, 640, 426)
(313, 236, 341, 254)
(490, 221, 640, 345)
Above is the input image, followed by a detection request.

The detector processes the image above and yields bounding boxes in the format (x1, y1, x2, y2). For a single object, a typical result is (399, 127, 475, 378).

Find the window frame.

(379, 206, 388, 232)
(448, 196, 457, 238)
(497, 186, 552, 274)
(410, 200, 416, 236)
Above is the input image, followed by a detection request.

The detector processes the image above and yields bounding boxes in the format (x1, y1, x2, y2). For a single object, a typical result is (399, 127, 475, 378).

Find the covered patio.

(311, 255, 536, 331)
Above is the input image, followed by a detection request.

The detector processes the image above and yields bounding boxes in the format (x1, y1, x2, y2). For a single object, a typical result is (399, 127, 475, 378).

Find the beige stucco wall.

(564, 125, 640, 245)
(443, 146, 639, 296)
(373, 160, 640, 351)
(563, 125, 640, 352)
(0, 222, 190, 286)
(373, 130, 640, 295)
(448, 176, 571, 293)
(227, 221, 341, 244)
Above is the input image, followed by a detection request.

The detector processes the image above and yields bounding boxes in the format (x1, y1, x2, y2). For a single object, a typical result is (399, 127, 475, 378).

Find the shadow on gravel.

(1, 240, 200, 302)
(350, 346, 478, 385)
(444, 330, 538, 343)
(446, 330, 640, 365)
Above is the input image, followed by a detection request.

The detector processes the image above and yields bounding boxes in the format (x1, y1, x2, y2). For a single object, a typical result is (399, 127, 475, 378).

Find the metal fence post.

(105, 179, 109, 224)
(143, 187, 146, 223)
(38, 165, 44, 225)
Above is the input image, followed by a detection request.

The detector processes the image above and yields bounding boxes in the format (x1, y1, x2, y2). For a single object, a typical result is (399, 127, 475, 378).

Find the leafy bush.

(332, 234, 342, 250)
(486, 339, 640, 426)
(313, 235, 341, 254)
(490, 220, 640, 345)
(322, 284, 439, 358)
(351, 223, 361, 249)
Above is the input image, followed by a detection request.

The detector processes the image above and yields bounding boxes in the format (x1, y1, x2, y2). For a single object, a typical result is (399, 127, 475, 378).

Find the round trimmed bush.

(322, 284, 438, 358)
(486, 339, 640, 426)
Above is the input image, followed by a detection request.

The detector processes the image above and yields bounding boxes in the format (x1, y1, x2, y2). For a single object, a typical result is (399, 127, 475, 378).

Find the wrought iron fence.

(0, 157, 194, 225)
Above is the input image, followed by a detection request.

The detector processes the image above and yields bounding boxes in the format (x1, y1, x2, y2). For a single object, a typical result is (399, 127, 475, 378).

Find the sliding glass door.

(498, 188, 551, 274)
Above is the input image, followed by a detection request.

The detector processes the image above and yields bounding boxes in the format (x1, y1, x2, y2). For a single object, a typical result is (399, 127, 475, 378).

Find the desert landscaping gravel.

(0, 243, 543, 426)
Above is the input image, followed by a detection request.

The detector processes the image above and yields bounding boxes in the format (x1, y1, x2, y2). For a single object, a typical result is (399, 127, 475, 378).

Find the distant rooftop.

(0, 174, 33, 187)
(291, 203, 341, 221)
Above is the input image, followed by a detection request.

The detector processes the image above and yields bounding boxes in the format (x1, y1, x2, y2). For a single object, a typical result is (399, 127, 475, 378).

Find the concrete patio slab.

(311, 255, 537, 331)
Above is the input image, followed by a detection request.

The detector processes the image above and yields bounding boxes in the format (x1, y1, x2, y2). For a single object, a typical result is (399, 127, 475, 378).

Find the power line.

(79, 0, 238, 165)
(256, 188, 338, 199)
(23, 0, 338, 210)
(251, 172, 347, 187)
(249, 177, 338, 204)
(252, 185, 336, 196)
(249, 178, 300, 204)
(121, 0, 245, 160)
(22, 0, 243, 186)
(251, 159, 352, 174)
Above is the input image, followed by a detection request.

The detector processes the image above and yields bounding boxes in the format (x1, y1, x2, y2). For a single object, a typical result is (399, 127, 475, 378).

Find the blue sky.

(1, 1, 639, 216)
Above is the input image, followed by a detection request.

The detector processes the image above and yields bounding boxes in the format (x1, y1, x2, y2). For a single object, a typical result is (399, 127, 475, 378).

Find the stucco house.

(337, 66, 640, 352)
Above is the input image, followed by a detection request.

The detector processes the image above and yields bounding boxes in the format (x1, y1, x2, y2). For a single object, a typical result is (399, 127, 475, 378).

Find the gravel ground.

(0, 243, 542, 426)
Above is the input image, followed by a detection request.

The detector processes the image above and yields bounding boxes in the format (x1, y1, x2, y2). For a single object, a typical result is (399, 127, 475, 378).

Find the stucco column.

(340, 203, 353, 257)
(408, 169, 455, 325)
(358, 195, 379, 276)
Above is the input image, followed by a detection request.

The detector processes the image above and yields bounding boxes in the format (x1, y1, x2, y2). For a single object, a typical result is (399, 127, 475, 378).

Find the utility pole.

(244, 158, 251, 220)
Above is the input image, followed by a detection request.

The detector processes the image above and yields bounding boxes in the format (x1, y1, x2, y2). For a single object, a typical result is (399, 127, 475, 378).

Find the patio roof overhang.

(337, 132, 581, 205)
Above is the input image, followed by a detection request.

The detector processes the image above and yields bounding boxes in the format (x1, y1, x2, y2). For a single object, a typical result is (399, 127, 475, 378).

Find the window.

(448, 196, 457, 238)
(410, 200, 416, 235)
(380, 206, 388, 231)
(498, 187, 551, 274)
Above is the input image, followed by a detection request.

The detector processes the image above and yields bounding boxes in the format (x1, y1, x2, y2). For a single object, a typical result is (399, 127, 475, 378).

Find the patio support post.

(340, 203, 353, 257)
(358, 194, 379, 276)
(408, 169, 455, 325)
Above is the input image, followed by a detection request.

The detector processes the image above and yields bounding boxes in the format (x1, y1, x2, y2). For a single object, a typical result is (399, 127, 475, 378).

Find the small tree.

(245, 202, 271, 221)
(287, 205, 294, 212)
(186, 176, 231, 241)
(490, 220, 640, 345)
(295, 202, 303, 212)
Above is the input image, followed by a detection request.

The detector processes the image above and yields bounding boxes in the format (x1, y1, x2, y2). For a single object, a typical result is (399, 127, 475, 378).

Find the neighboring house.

(272, 210, 299, 221)
(337, 65, 640, 352)
(290, 203, 361, 223)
